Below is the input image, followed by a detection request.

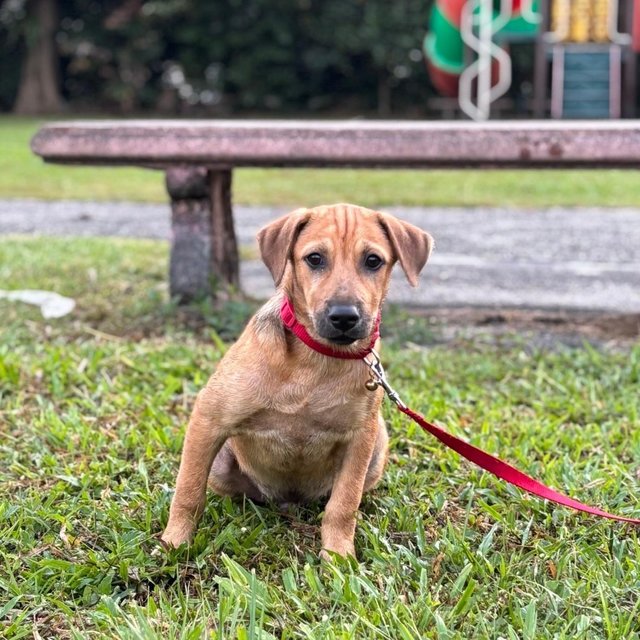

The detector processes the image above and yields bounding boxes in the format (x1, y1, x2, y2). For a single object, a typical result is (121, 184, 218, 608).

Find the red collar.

(280, 297, 380, 359)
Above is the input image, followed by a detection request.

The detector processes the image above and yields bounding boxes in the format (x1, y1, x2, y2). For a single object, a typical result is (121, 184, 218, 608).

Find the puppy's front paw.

(319, 539, 356, 561)
(160, 520, 195, 549)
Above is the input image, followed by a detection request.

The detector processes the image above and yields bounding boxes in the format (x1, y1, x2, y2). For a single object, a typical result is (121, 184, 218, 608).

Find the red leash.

(281, 297, 640, 525)
(399, 405, 640, 524)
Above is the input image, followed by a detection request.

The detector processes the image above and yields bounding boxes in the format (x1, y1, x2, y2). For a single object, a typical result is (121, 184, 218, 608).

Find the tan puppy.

(161, 203, 433, 558)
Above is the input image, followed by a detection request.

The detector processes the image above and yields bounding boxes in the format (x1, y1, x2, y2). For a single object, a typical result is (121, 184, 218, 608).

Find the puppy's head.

(257, 203, 433, 346)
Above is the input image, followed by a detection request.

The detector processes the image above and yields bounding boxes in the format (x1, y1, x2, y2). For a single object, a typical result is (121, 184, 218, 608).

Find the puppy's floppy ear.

(377, 212, 434, 287)
(257, 208, 312, 286)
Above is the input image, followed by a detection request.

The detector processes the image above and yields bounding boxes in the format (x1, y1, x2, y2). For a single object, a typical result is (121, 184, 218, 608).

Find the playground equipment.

(542, 0, 638, 118)
(424, 0, 640, 120)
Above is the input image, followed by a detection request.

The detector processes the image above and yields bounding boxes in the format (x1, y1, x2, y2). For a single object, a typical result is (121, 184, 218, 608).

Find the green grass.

(1, 235, 639, 639)
(5, 116, 640, 207)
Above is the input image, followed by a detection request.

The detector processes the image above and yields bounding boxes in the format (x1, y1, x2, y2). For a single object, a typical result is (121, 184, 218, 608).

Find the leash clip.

(364, 349, 406, 410)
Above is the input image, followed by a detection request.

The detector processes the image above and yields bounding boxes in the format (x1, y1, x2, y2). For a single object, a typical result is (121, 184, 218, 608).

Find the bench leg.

(166, 167, 239, 302)
(209, 169, 240, 289)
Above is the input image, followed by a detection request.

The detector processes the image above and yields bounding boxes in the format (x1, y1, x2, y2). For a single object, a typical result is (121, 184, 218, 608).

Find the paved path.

(2, 199, 639, 312)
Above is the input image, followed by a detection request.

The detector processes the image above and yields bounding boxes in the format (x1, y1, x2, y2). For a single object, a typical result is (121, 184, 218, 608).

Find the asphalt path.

(2, 199, 639, 312)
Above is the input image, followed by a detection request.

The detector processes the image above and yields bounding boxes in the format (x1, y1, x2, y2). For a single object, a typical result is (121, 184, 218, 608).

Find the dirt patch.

(92, 304, 640, 351)
(411, 307, 640, 349)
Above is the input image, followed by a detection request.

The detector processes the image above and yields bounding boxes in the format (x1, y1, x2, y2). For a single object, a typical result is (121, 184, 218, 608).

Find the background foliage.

(0, 0, 436, 115)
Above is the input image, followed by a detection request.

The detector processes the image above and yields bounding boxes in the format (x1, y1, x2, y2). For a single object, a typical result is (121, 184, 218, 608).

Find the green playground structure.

(424, 0, 540, 98)
(423, 0, 640, 120)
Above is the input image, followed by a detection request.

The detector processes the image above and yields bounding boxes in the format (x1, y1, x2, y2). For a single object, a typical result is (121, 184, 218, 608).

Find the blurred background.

(2, 0, 640, 325)
(2, 0, 640, 120)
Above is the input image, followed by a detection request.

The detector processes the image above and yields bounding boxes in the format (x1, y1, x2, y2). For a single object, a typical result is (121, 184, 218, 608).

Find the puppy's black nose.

(327, 305, 360, 331)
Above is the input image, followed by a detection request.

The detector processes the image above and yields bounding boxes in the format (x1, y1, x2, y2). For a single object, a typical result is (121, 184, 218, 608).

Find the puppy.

(161, 203, 433, 558)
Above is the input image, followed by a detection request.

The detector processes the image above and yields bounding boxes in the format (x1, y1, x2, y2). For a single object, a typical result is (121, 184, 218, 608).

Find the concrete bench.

(31, 120, 640, 301)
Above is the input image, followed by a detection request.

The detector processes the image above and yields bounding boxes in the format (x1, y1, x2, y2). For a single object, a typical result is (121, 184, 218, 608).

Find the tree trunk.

(13, 0, 64, 115)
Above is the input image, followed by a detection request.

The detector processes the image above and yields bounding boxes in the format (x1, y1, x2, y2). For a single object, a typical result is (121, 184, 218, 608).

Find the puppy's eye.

(364, 254, 384, 271)
(305, 253, 325, 269)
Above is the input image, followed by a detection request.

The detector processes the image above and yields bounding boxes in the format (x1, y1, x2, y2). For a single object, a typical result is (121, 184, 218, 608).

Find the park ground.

(1, 117, 639, 638)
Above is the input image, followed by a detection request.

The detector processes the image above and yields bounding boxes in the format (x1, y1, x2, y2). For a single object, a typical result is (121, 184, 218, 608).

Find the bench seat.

(31, 120, 640, 300)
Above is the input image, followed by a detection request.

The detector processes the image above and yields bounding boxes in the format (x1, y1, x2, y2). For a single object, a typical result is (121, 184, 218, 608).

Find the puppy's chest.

(266, 372, 370, 422)
(241, 371, 374, 444)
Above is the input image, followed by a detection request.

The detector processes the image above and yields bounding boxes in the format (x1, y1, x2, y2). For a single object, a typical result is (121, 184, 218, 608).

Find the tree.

(13, 0, 64, 114)
(1, 0, 436, 116)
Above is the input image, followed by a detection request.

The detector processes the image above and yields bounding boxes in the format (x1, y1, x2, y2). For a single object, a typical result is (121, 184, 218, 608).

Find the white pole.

(608, 0, 632, 45)
(477, 0, 492, 120)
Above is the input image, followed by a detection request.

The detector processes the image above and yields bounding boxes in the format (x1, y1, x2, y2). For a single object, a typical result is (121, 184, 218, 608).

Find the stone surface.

(168, 197, 213, 301)
(209, 170, 239, 288)
(166, 167, 239, 300)
(30, 119, 640, 168)
(165, 167, 209, 199)
(2, 199, 639, 313)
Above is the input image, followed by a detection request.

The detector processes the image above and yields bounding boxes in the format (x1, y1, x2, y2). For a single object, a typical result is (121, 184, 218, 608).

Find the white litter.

(0, 289, 76, 319)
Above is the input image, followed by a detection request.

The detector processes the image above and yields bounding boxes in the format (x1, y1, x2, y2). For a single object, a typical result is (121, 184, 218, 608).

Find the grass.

(5, 116, 640, 207)
(1, 235, 639, 639)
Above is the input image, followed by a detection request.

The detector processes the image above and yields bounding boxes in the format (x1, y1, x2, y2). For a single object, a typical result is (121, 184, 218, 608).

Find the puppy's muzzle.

(316, 302, 370, 345)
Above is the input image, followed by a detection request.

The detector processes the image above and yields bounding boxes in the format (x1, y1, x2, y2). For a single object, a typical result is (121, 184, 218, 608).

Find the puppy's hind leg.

(208, 441, 265, 503)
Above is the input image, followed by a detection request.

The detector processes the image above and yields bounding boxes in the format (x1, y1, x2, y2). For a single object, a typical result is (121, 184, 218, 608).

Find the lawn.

(5, 116, 640, 207)
(1, 236, 639, 639)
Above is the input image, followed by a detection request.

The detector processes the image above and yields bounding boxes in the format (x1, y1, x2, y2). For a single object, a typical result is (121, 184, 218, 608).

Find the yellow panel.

(550, 0, 568, 38)
(591, 0, 611, 42)
(551, 0, 613, 43)
(569, 0, 590, 42)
